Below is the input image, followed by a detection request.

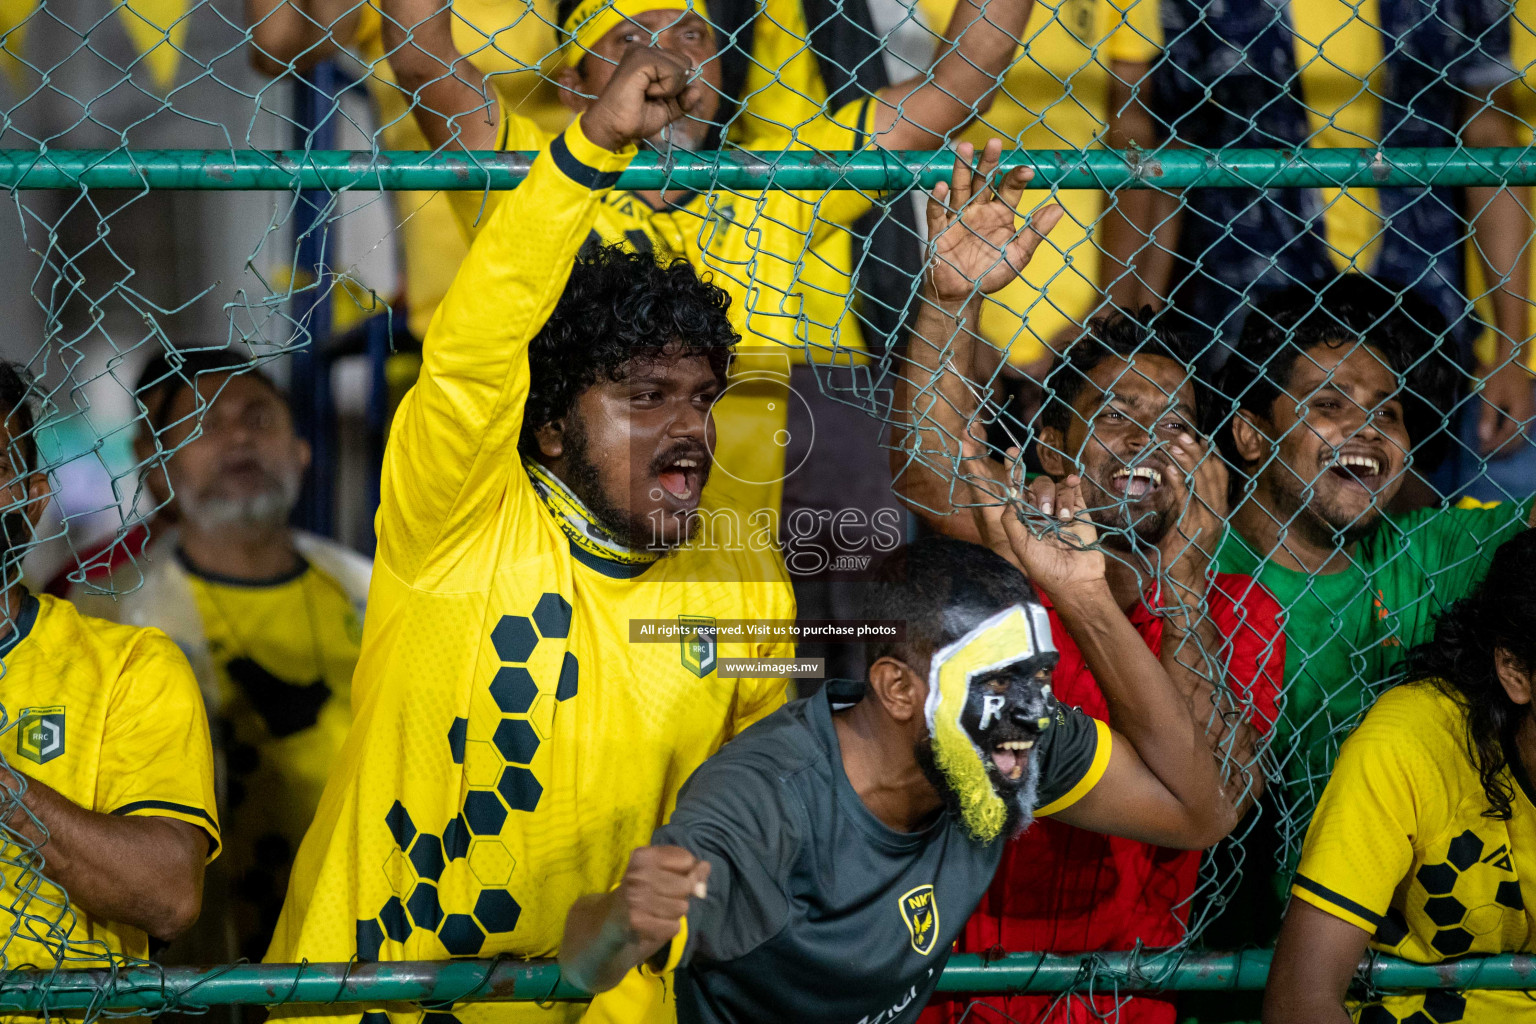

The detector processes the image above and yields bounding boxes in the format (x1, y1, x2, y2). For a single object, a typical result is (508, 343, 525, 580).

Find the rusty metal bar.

(3, 951, 1536, 1009)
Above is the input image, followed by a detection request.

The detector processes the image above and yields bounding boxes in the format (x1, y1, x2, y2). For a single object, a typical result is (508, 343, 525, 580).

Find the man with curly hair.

(267, 48, 793, 1024)
(1264, 530, 1536, 1024)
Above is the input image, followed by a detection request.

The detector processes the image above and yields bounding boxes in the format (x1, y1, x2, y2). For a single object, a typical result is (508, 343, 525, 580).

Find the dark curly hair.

(1403, 530, 1536, 820)
(1217, 274, 1464, 475)
(1041, 307, 1216, 439)
(520, 243, 736, 454)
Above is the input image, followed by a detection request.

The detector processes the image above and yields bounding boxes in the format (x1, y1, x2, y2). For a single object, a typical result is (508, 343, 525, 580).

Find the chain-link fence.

(0, 0, 1531, 1020)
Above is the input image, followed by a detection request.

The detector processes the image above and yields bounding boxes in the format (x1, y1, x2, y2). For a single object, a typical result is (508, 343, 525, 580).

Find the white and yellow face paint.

(923, 603, 1055, 844)
(560, 0, 711, 67)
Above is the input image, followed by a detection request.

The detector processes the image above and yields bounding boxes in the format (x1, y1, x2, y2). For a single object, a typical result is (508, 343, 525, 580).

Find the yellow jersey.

(915, 0, 1162, 367)
(185, 558, 361, 960)
(267, 120, 794, 1024)
(352, 1, 570, 340)
(0, 593, 219, 967)
(1295, 681, 1536, 1022)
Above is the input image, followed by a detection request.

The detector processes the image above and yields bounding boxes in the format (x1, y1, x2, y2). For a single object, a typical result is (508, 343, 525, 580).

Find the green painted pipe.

(4, 952, 1536, 1009)
(1, 146, 1534, 191)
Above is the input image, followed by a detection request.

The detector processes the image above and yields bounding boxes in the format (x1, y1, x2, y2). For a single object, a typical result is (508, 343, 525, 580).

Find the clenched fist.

(581, 47, 705, 153)
(605, 845, 712, 960)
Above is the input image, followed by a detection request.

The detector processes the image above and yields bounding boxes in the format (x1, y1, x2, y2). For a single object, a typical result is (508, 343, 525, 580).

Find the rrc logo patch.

(17, 705, 64, 765)
(678, 615, 717, 678)
(899, 883, 939, 955)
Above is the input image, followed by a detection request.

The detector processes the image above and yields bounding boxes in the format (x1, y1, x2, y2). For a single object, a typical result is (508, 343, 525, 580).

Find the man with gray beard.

(71, 350, 371, 965)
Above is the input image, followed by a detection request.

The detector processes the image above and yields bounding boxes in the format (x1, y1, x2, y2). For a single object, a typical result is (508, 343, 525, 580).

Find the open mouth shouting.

(654, 448, 709, 509)
(1322, 450, 1387, 492)
(990, 737, 1036, 781)
(1110, 464, 1164, 501)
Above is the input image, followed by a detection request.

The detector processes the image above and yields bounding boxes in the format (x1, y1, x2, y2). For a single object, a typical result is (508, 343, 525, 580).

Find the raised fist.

(581, 47, 703, 152)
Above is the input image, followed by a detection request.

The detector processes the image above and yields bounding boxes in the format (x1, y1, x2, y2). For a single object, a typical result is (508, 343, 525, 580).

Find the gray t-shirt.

(653, 687, 1106, 1024)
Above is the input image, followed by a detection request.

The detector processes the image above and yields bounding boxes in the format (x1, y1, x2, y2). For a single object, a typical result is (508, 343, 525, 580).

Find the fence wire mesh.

(0, 0, 1530, 1021)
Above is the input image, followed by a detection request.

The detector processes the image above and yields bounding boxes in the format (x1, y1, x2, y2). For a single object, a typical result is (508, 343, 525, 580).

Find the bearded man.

(71, 349, 371, 964)
(560, 530, 1239, 1024)
(265, 46, 795, 1024)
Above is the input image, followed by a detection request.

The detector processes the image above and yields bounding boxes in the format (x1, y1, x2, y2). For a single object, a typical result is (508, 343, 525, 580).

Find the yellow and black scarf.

(525, 459, 661, 568)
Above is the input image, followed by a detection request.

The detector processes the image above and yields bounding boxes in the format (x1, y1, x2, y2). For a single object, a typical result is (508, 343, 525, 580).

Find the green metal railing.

(3, 953, 1535, 1011)
(3, 147, 1534, 191)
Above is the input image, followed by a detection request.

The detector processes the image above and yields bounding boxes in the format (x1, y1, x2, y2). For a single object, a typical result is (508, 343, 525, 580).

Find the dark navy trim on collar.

(177, 548, 310, 588)
(568, 540, 652, 580)
(0, 591, 39, 660)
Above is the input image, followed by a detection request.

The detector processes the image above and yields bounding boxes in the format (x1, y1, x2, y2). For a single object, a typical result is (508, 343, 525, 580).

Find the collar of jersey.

(525, 459, 661, 570)
(0, 589, 40, 660)
(812, 689, 943, 852)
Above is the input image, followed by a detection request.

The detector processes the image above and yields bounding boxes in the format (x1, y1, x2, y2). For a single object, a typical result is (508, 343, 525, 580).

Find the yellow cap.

(560, 0, 710, 68)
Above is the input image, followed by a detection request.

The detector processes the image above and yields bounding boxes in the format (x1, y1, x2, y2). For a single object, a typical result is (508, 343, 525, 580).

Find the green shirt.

(1215, 498, 1531, 863)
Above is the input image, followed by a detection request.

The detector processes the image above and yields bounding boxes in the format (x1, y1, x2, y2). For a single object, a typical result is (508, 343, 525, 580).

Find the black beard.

(914, 736, 1026, 841)
(560, 417, 652, 550)
(1078, 471, 1172, 548)
(1267, 469, 1381, 551)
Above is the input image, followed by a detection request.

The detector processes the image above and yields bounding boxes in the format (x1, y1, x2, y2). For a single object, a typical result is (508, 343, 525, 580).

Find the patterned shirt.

(1154, 0, 1516, 351)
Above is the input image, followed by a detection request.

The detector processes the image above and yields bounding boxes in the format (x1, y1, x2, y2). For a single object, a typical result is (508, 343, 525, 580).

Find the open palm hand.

(926, 138, 1065, 305)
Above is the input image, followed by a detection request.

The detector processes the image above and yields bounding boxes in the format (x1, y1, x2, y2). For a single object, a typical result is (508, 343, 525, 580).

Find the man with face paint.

(892, 142, 1285, 1024)
(560, 534, 1240, 1024)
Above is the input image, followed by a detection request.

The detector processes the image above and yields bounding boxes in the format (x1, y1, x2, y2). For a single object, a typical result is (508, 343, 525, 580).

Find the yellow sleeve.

(1292, 686, 1448, 934)
(771, 95, 881, 238)
(1102, 0, 1162, 65)
(445, 105, 551, 242)
(1035, 718, 1112, 817)
(379, 119, 635, 584)
(351, 2, 381, 56)
(99, 629, 221, 860)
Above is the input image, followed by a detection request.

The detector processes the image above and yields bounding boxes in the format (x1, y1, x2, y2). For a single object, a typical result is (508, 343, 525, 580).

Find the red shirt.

(921, 573, 1284, 1024)
(43, 520, 155, 597)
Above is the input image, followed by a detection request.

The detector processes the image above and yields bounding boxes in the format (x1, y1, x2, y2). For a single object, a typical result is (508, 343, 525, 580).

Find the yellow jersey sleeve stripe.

(554, 116, 637, 186)
(1036, 718, 1113, 818)
(1292, 874, 1383, 934)
(641, 915, 689, 977)
(112, 800, 221, 859)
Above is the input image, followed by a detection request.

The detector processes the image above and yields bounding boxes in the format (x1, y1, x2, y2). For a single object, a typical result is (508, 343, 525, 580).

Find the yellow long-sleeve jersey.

(266, 120, 794, 1024)
(440, 100, 881, 520)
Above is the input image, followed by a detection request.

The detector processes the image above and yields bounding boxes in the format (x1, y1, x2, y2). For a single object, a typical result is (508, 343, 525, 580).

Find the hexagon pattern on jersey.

(357, 799, 523, 958)
(1407, 829, 1525, 962)
(351, 594, 577, 958)
(477, 594, 577, 821)
(1357, 989, 1468, 1024)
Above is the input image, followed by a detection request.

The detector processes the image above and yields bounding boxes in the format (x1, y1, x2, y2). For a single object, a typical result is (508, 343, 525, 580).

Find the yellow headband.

(560, 0, 710, 68)
(924, 604, 1054, 844)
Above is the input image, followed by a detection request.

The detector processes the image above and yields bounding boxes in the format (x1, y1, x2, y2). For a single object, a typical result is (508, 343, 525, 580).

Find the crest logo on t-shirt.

(17, 705, 64, 765)
(679, 615, 718, 678)
(899, 884, 939, 955)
